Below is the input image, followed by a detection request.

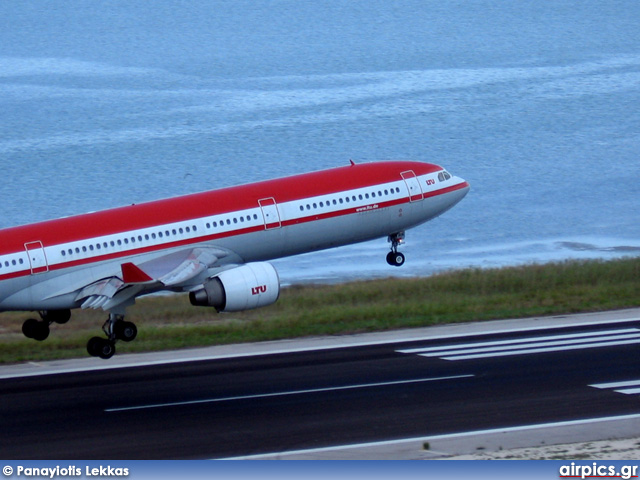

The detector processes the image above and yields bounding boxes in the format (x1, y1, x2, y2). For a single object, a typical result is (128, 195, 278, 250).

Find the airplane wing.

(73, 246, 230, 311)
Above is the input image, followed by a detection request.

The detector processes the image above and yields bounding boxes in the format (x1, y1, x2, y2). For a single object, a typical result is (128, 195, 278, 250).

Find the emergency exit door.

(25, 241, 49, 274)
(258, 197, 281, 229)
(401, 170, 424, 202)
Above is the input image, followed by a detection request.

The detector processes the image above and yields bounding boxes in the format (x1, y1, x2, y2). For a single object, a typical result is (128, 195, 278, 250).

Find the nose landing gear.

(87, 314, 137, 359)
(387, 232, 406, 267)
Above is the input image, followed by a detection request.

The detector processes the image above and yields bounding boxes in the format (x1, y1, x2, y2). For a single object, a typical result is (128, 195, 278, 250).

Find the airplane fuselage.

(0, 160, 469, 357)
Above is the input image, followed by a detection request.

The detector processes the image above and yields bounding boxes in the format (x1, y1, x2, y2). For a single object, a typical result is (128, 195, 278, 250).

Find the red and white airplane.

(0, 160, 468, 359)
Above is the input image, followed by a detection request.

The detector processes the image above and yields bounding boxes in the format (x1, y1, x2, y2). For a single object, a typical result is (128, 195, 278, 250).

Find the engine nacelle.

(189, 262, 280, 312)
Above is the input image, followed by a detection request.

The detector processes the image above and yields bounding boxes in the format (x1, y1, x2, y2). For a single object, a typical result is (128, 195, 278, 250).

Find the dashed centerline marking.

(397, 328, 640, 361)
(105, 374, 474, 412)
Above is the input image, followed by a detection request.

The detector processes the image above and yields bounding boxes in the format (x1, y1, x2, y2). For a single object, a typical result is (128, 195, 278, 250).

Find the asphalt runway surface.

(2, 309, 640, 459)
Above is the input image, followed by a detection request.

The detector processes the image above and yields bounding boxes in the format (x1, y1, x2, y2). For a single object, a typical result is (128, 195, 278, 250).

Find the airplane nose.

(454, 178, 470, 201)
(460, 179, 470, 197)
(443, 178, 470, 210)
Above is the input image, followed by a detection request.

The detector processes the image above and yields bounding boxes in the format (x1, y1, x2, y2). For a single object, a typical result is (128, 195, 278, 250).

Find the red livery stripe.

(0, 161, 440, 253)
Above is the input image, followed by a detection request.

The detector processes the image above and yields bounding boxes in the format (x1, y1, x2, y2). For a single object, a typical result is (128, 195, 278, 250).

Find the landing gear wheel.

(32, 322, 50, 341)
(22, 318, 39, 339)
(386, 232, 406, 267)
(87, 337, 103, 357)
(87, 337, 116, 359)
(44, 309, 71, 325)
(97, 340, 116, 360)
(386, 251, 406, 267)
(22, 318, 50, 341)
(114, 321, 137, 342)
(87, 313, 136, 359)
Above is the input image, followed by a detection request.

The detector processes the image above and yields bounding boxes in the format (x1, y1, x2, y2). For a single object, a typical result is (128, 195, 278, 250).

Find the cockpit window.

(438, 171, 452, 182)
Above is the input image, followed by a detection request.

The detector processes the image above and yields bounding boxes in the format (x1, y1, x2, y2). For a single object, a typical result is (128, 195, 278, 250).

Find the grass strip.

(0, 257, 638, 364)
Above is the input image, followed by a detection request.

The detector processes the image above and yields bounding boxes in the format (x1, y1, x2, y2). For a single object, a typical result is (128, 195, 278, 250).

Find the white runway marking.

(105, 374, 474, 412)
(398, 328, 640, 360)
(590, 379, 640, 395)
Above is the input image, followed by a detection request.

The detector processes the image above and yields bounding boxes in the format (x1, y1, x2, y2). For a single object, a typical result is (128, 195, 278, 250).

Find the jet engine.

(189, 262, 280, 312)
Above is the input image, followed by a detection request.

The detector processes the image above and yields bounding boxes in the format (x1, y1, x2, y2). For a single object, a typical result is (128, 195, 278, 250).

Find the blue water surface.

(0, 1, 638, 283)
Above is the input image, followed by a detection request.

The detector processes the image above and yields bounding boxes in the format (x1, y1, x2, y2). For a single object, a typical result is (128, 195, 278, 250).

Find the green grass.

(0, 257, 638, 364)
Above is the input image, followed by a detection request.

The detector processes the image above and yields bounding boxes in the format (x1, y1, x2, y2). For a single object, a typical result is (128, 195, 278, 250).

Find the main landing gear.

(21, 309, 137, 360)
(87, 314, 137, 360)
(22, 310, 71, 342)
(386, 232, 406, 267)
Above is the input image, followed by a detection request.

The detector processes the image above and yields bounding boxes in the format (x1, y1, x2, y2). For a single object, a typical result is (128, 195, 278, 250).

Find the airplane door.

(258, 197, 281, 229)
(24, 241, 49, 274)
(401, 170, 424, 202)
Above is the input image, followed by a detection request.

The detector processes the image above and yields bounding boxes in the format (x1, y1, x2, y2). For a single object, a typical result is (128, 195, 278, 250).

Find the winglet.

(349, 159, 356, 166)
(121, 262, 154, 284)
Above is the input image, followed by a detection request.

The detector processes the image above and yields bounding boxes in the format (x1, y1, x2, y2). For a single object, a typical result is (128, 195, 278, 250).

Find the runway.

(1, 308, 640, 459)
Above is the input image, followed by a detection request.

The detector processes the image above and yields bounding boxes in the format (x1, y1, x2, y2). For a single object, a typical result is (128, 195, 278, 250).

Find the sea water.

(0, 1, 638, 284)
